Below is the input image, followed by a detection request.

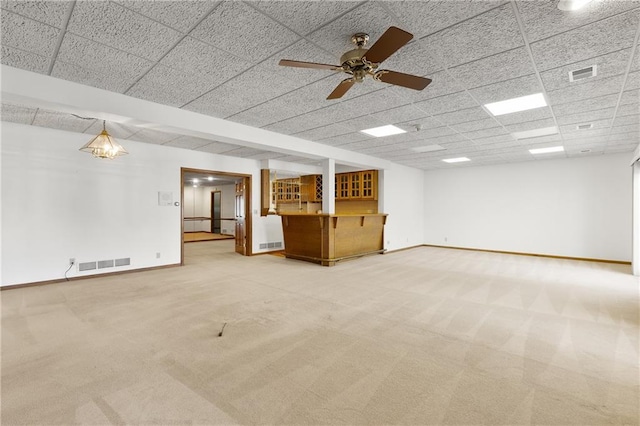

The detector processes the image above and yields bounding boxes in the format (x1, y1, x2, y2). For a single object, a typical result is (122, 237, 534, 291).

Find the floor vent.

(115, 257, 131, 267)
(98, 259, 114, 269)
(576, 123, 593, 130)
(78, 261, 96, 271)
(569, 65, 596, 82)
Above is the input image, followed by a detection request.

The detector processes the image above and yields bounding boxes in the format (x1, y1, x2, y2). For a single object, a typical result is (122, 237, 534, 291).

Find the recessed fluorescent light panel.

(360, 124, 406, 138)
(442, 157, 470, 163)
(512, 126, 558, 140)
(557, 0, 594, 11)
(484, 93, 547, 116)
(411, 144, 446, 153)
(529, 146, 564, 154)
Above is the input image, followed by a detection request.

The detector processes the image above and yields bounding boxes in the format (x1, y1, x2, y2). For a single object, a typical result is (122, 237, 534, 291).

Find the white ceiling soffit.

(1, 0, 639, 170)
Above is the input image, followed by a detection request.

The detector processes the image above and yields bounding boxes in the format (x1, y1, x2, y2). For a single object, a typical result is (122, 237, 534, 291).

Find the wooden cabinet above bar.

(280, 213, 387, 266)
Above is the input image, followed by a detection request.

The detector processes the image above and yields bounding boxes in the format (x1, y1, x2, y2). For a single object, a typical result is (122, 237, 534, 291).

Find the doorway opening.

(181, 167, 252, 265)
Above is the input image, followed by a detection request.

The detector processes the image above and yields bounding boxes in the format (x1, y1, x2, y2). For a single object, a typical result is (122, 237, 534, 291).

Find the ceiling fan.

(279, 26, 432, 100)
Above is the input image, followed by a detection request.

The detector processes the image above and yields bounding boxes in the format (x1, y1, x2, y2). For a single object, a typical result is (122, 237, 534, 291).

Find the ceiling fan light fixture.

(360, 124, 407, 138)
(484, 93, 547, 116)
(79, 120, 128, 159)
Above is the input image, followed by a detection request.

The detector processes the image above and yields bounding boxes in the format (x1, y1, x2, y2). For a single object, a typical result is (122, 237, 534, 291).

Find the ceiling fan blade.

(376, 70, 432, 91)
(327, 79, 355, 100)
(279, 59, 342, 71)
(364, 26, 413, 64)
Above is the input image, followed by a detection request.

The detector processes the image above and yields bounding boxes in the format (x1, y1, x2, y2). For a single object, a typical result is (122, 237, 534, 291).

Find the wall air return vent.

(115, 257, 130, 267)
(98, 259, 114, 269)
(78, 261, 96, 271)
(569, 65, 596, 82)
(576, 123, 593, 130)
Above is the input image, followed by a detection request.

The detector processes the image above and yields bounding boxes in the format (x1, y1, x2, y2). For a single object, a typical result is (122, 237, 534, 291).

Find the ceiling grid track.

(46, 0, 76, 76)
(122, 1, 223, 95)
(604, 14, 640, 151)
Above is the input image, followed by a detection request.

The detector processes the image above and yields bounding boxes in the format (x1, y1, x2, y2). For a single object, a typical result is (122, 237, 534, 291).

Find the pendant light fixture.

(79, 120, 128, 159)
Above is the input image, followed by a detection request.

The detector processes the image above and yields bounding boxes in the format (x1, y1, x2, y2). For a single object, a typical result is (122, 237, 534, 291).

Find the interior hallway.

(1, 242, 638, 424)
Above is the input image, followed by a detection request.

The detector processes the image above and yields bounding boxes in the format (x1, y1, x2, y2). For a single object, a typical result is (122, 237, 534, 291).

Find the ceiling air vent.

(576, 123, 593, 130)
(569, 65, 596, 82)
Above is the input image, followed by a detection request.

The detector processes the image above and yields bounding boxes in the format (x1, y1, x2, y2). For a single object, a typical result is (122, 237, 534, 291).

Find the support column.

(322, 158, 335, 214)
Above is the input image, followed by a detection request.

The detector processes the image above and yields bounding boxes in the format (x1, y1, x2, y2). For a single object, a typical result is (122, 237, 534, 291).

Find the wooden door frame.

(180, 167, 252, 265)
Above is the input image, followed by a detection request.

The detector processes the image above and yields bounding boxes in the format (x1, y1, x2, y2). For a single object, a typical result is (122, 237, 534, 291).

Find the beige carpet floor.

(1, 241, 638, 425)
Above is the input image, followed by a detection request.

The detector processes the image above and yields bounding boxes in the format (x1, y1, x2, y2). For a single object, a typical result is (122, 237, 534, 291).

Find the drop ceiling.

(1, 0, 639, 170)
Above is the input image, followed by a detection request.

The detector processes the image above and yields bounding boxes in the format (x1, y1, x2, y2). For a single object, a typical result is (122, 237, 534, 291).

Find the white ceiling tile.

(464, 127, 510, 141)
(128, 128, 181, 145)
(32, 109, 95, 133)
(126, 64, 221, 107)
(158, 36, 249, 82)
(563, 128, 609, 140)
(473, 133, 517, 146)
(346, 88, 408, 115)
(620, 89, 640, 105)
(1, 103, 37, 124)
(494, 107, 553, 126)
(252, 1, 357, 36)
(52, 61, 133, 94)
(194, 141, 242, 154)
(182, 39, 334, 118)
(307, 2, 397, 55)
(434, 107, 491, 125)
(561, 119, 612, 136)
(613, 113, 640, 127)
(469, 74, 542, 105)
(617, 103, 640, 118)
(551, 92, 620, 116)
(530, 9, 640, 71)
(609, 131, 638, 143)
(162, 136, 211, 150)
(380, 41, 443, 78)
(191, 1, 299, 63)
(625, 70, 640, 91)
(368, 104, 429, 126)
(449, 118, 500, 133)
(605, 144, 638, 154)
(385, 0, 503, 39)
(556, 107, 615, 126)
(318, 132, 371, 146)
(517, 0, 640, 42)
(1, 0, 71, 28)
(540, 48, 632, 93)
(294, 123, 353, 141)
(448, 47, 535, 90)
(1, 45, 49, 73)
(431, 4, 523, 68)
(548, 74, 625, 106)
(117, 1, 215, 33)
(67, 1, 182, 61)
(611, 123, 639, 136)
(1, 10, 59, 56)
(414, 91, 478, 116)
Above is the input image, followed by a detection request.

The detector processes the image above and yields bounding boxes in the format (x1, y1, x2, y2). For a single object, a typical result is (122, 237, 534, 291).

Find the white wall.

(380, 163, 425, 251)
(0, 123, 281, 286)
(423, 153, 632, 262)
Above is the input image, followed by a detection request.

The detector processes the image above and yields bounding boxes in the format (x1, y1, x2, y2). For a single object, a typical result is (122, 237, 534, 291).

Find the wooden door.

(235, 180, 246, 255)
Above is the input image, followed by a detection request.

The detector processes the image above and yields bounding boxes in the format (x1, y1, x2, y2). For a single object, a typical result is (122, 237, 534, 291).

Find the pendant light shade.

(79, 120, 128, 159)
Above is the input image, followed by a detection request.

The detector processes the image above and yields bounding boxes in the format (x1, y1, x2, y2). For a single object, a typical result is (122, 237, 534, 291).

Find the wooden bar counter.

(280, 213, 387, 266)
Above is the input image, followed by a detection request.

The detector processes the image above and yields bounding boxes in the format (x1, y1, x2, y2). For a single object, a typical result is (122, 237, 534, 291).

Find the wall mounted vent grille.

(260, 242, 283, 250)
(98, 259, 114, 269)
(78, 261, 96, 271)
(569, 65, 596, 82)
(115, 257, 131, 267)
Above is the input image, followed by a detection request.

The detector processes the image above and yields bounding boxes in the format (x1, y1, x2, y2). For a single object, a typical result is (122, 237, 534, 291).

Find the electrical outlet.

(69, 258, 75, 266)
(156, 252, 161, 259)
(444, 237, 448, 242)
